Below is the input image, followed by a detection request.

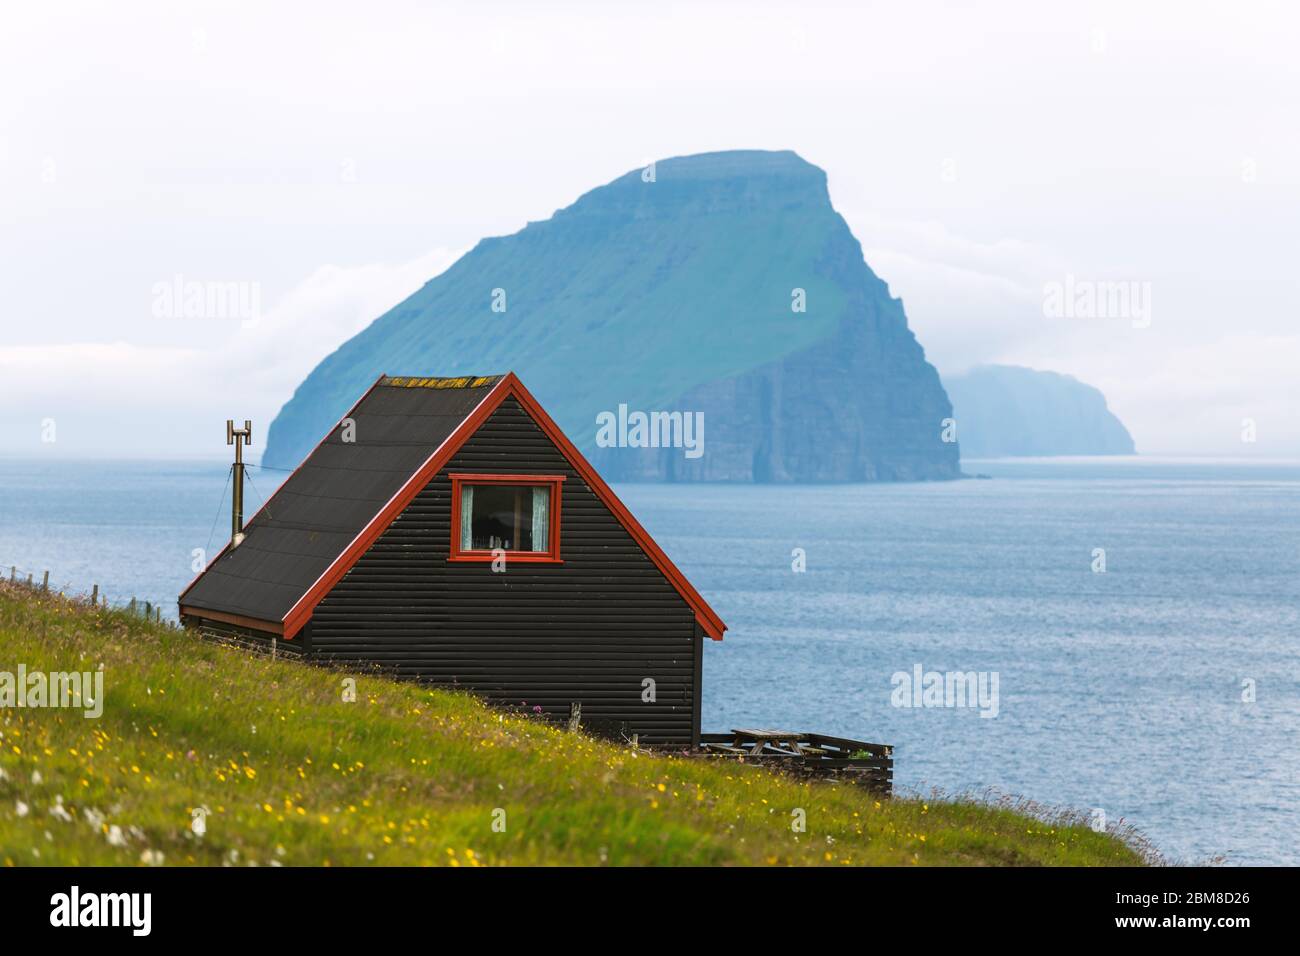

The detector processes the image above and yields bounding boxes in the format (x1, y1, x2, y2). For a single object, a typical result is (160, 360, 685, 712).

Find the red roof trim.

(279, 375, 514, 639)
(277, 372, 726, 641)
(503, 375, 727, 640)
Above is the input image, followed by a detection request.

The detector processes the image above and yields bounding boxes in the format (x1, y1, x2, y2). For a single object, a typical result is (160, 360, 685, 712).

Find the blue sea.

(1, 456, 1297, 865)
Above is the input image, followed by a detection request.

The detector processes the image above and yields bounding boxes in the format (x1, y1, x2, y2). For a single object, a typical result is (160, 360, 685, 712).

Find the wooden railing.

(698, 728, 894, 794)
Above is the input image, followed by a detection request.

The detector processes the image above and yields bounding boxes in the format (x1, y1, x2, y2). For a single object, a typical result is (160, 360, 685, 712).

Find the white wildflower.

(106, 825, 127, 846)
(15, 801, 29, 818)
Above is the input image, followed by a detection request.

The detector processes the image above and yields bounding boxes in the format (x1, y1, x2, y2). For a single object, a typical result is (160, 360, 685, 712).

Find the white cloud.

(1, 1, 1296, 460)
(0, 248, 461, 458)
(837, 207, 1300, 456)
(847, 211, 1062, 372)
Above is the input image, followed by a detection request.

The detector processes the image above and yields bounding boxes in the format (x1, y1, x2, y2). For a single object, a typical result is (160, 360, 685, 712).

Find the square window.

(449, 474, 563, 562)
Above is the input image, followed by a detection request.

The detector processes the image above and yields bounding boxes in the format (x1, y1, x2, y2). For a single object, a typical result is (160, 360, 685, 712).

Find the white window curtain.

(531, 486, 550, 551)
(459, 485, 474, 551)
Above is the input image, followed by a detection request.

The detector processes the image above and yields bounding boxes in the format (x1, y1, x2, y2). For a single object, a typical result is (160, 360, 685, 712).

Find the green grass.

(0, 582, 1147, 867)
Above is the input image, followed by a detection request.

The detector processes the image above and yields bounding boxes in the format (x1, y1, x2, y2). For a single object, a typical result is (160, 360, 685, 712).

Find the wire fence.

(1, 558, 175, 627)
(2, 460, 285, 632)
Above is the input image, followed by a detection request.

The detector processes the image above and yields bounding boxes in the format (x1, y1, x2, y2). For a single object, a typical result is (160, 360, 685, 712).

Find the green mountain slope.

(264, 150, 960, 481)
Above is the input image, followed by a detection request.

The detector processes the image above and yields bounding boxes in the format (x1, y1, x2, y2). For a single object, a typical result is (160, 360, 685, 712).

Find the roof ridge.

(381, 374, 504, 389)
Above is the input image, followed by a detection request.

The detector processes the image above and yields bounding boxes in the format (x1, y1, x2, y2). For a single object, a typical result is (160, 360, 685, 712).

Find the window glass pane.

(465, 484, 551, 552)
(459, 484, 474, 552)
(531, 486, 548, 549)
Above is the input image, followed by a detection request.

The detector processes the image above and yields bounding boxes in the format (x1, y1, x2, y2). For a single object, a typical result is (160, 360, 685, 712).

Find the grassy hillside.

(0, 582, 1146, 866)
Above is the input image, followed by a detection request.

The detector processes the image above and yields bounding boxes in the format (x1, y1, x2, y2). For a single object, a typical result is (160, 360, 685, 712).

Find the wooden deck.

(697, 729, 893, 794)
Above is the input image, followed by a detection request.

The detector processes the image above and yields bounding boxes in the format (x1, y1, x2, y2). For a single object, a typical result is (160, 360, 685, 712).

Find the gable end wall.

(307, 398, 701, 745)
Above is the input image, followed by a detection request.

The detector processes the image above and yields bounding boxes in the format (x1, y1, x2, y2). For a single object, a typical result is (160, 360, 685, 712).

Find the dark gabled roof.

(178, 375, 503, 627)
(179, 372, 727, 642)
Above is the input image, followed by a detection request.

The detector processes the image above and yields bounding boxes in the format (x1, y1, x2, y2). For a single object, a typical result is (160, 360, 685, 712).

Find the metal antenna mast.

(226, 419, 253, 546)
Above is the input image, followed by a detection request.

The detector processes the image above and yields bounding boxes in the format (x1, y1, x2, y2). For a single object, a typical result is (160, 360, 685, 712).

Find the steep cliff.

(943, 365, 1136, 458)
(264, 150, 961, 481)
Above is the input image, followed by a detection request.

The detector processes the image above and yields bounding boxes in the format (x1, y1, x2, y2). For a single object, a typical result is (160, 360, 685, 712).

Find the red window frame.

(448, 473, 565, 563)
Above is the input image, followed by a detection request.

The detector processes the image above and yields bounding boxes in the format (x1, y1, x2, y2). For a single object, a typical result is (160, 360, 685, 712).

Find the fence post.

(8, 566, 14, 582)
(41, 571, 49, 591)
(129, 597, 137, 615)
(91, 584, 99, 604)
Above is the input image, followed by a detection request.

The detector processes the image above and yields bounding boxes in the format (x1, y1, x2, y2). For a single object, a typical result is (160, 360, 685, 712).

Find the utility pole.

(227, 419, 253, 546)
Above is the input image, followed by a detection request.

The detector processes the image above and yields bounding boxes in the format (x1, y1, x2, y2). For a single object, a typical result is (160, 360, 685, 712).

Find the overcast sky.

(2, 1, 1296, 459)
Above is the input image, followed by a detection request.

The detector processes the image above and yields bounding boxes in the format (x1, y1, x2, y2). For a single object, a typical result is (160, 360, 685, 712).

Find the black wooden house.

(178, 373, 727, 746)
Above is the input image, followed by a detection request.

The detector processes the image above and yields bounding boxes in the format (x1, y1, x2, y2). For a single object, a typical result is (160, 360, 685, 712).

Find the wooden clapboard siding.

(307, 397, 701, 745)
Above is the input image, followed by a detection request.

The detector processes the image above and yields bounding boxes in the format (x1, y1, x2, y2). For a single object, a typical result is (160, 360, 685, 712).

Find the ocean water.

(1, 456, 1297, 865)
